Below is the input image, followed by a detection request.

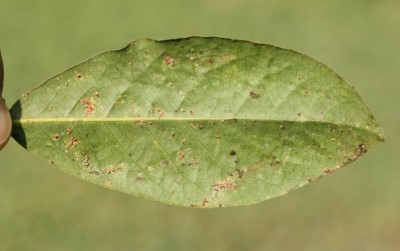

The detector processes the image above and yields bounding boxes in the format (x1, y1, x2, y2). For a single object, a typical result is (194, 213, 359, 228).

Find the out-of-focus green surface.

(0, 0, 398, 250)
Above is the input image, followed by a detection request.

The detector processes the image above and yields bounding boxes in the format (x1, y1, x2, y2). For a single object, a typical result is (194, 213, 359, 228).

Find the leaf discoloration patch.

(212, 178, 237, 199)
(80, 97, 95, 117)
(66, 137, 78, 151)
(163, 56, 175, 66)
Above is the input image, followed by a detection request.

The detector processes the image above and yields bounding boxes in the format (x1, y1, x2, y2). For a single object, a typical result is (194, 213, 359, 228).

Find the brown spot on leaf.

(66, 137, 78, 151)
(189, 123, 203, 129)
(66, 129, 73, 135)
(52, 134, 60, 141)
(178, 152, 186, 159)
(163, 56, 175, 66)
(102, 164, 123, 174)
(229, 150, 236, 156)
(181, 159, 198, 167)
(245, 160, 268, 174)
(307, 177, 313, 183)
(134, 120, 153, 127)
(349, 143, 367, 161)
(236, 169, 244, 178)
(249, 91, 261, 99)
(358, 143, 367, 154)
(151, 107, 164, 117)
(201, 198, 209, 207)
(136, 177, 145, 183)
(93, 89, 100, 97)
(75, 72, 82, 79)
(214, 178, 236, 190)
(48, 160, 54, 165)
(269, 159, 282, 167)
(80, 97, 95, 117)
(72, 152, 79, 161)
(89, 170, 100, 176)
(213, 178, 236, 195)
(297, 112, 302, 117)
(82, 154, 90, 168)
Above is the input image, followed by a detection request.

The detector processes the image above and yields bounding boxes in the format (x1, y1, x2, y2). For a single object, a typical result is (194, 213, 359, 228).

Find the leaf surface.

(10, 37, 384, 207)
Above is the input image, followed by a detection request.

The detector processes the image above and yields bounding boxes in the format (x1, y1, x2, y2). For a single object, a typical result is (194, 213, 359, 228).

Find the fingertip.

(0, 98, 11, 151)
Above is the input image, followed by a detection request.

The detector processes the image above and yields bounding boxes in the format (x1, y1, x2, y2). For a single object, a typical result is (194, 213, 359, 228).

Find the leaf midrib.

(11, 116, 383, 138)
(10, 116, 355, 124)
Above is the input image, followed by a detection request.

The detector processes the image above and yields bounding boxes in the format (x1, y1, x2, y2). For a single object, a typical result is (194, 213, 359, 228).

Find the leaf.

(10, 37, 384, 207)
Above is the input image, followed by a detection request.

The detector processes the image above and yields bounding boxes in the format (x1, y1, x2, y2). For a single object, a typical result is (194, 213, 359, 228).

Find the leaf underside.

(10, 37, 384, 208)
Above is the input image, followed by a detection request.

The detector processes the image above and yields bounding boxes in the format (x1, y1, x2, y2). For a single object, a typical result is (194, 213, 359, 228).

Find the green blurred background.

(0, 0, 398, 250)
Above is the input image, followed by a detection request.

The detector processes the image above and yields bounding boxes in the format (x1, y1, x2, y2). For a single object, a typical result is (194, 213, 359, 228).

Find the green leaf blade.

(10, 37, 384, 207)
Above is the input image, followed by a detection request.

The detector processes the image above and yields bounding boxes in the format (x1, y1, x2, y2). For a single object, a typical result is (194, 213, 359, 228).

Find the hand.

(0, 51, 12, 150)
